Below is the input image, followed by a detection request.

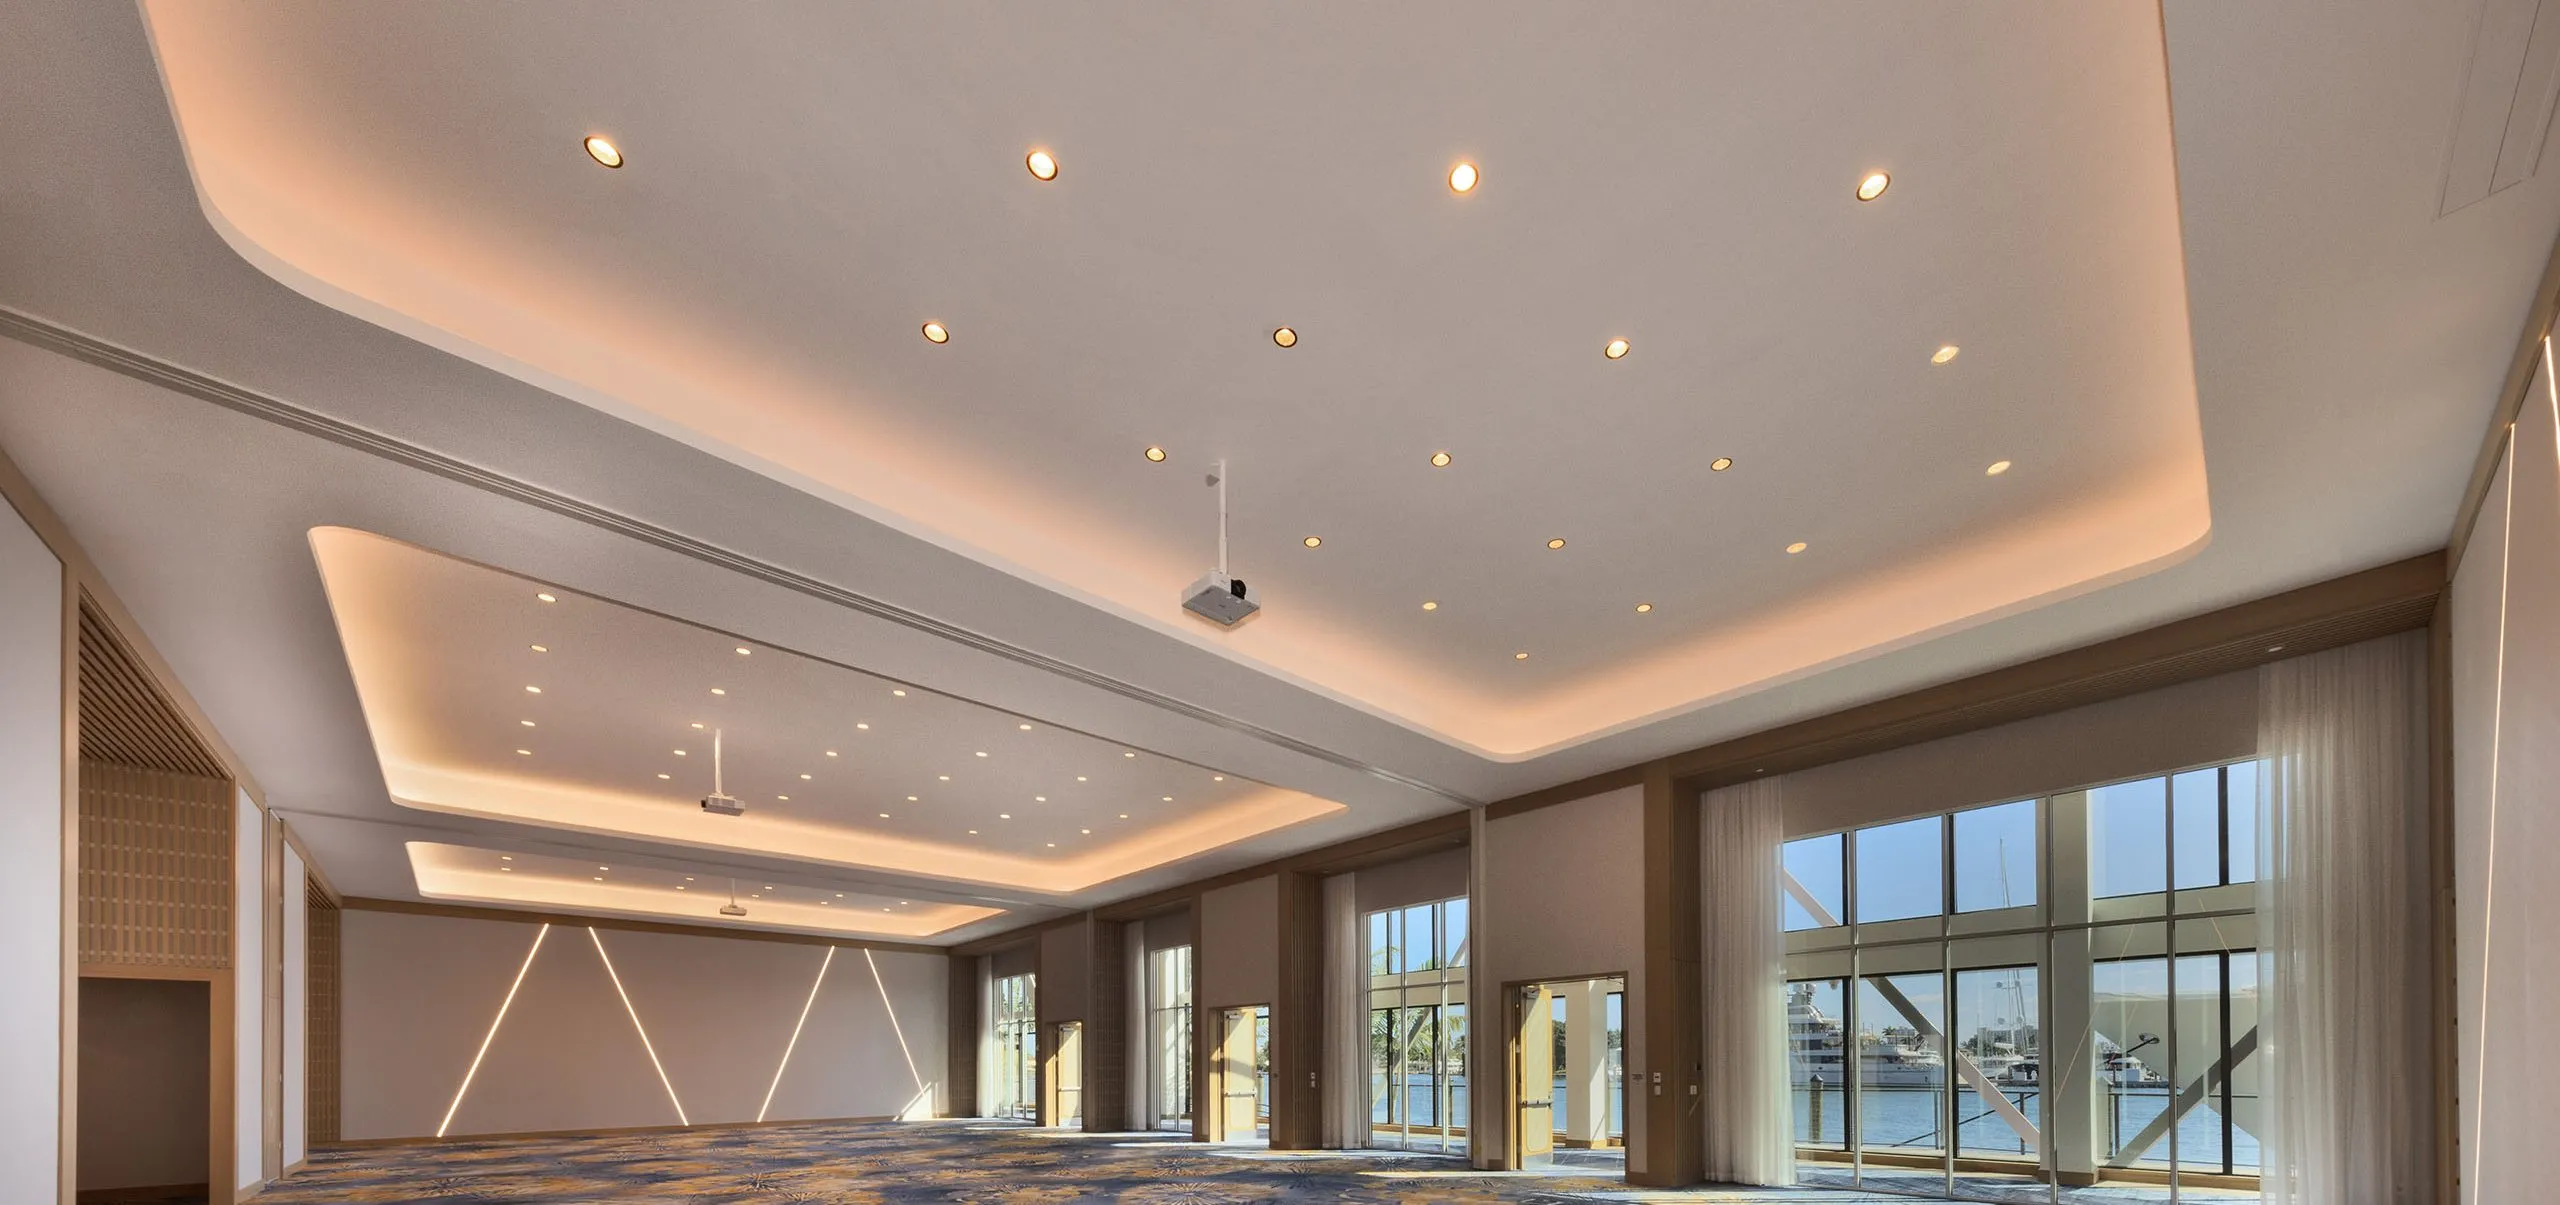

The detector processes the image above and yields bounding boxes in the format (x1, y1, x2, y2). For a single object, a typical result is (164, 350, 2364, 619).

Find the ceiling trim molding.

(337, 894, 944, 956)
(2448, 225, 2560, 576)
(0, 305, 1481, 809)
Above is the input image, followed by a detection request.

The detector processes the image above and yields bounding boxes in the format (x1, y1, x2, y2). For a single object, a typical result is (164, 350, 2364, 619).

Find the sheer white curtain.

(2258, 632, 2433, 1203)
(1320, 872, 1367, 1148)
(1701, 777, 1793, 1185)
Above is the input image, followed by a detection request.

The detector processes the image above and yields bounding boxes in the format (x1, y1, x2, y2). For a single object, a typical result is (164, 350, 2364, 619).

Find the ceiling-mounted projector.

(699, 727, 745, 815)
(1182, 460, 1260, 627)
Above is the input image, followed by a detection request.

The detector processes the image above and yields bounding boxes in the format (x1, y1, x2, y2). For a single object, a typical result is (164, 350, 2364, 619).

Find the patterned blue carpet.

(261, 1120, 1901, 1203)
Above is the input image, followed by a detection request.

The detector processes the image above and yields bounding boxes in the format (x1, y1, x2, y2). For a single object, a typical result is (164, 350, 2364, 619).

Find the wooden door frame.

(1500, 971, 1628, 1172)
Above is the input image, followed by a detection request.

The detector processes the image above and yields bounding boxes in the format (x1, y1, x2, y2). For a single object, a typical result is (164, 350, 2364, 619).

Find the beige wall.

(1354, 847, 1468, 914)
(77, 978, 209, 1192)
(341, 910, 946, 1140)
(1483, 785, 1644, 1172)
(0, 491, 62, 1204)
(1778, 665, 2259, 838)
(1198, 876, 1277, 1009)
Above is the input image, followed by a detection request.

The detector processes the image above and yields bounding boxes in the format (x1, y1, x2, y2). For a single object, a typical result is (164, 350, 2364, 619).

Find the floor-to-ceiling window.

(1147, 946, 1193, 1130)
(992, 972, 1038, 1121)
(1781, 761, 2262, 1204)
(1366, 895, 1468, 1152)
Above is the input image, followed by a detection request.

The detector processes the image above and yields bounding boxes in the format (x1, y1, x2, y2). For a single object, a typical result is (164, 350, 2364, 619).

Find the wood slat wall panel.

(78, 760, 233, 968)
(77, 600, 227, 779)
(307, 878, 341, 1145)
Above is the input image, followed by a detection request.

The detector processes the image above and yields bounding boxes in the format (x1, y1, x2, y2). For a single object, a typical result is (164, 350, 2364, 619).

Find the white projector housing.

(1183, 570, 1259, 626)
(700, 791, 745, 816)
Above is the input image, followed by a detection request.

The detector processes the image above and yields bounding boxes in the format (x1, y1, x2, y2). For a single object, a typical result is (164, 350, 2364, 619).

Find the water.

(1793, 1085, 2260, 1172)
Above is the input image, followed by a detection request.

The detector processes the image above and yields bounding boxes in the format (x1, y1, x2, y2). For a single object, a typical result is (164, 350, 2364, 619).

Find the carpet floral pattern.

(258, 1121, 1660, 1204)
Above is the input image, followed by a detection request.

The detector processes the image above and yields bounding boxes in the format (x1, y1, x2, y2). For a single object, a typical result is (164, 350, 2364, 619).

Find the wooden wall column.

(1633, 762, 1704, 1186)
(1086, 919, 1128, 1131)
(946, 955, 978, 1117)
(1269, 870, 1323, 1148)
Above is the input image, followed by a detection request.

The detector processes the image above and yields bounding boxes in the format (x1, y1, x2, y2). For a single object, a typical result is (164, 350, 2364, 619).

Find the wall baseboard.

(76, 1185, 211, 1205)
(326, 1113, 899, 1149)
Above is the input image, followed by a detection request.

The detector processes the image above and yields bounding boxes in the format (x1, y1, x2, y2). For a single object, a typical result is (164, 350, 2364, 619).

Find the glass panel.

(1855, 817, 1945, 924)
(2091, 955, 2172, 1168)
(1605, 991, 1625, 1140)
(1443, 1001, 1469, 1137)
(2089, 777, 2169, 898)
(1444, 897, 1471, 966)
(1368, 912, 1390, 977)
(2227, 953, 2263, 1172)
(1855, 971, 1948, 1157)
(1255, 1008, 1273, 1125)
(1788, 979, 1850, 1150)
(2226, 759, 2261, 885)
(2171, 769, 2223, 890)
(1369, 1007, 1394, 1128)
(1783, 833, 1846, 931)
(1403, 904, 1440, 971)
(1953, 965, 2041, 1161)
(1953, 800, 2038, 913)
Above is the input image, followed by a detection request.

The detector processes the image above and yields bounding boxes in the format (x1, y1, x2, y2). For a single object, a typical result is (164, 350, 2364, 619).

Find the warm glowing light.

(1932, 344, 1961, 365)
(536, 592, 557, 603)
(1018, 723, 1033, 731)
(907, 795, 918, 801)
(529, 644, 547, 653)
(520, 720, 536, 727)
(920, 321, 950, 344)
(1272, 327, 1298, 348)
(437, 924, 550, 1137)
(826, 750, 839, 758)
(999, 813, 1012, 819)
(1604, 339, 1630, 360)
(758, 947, 835, 1123)
(1025, 149, 1059, 181)
(1635, 603, 1654, 613)
(516, 748, 532, 756)
(1986, 460, 2012, 476)
(1514, 651, 1530, 661)
(524, 685, 541, 694)
(582, 136, 624, 169)
(1547, 538, 1567, 550)
(1303, 535, 1323, 548)
(1449, 162, 1479, 193)
(657, 773, 671, 780)
(892, 689, 907, 697)
(1857, 171, 1891, 201)
(588, 928, 688, 1126)
(1422, 601, 1439, 611)
(1787, 541, 1808, 554)
(691, 722, 704, 729)
(856, 723, 869, 730)
(1710, 457, 1734, 471)
(1430, 451, 1452, 468)
(673, 749, 687, 756)
(735, 646, 751, 656)
(1143, 446, 1167, 464)
(1123, 751, 1136, 758)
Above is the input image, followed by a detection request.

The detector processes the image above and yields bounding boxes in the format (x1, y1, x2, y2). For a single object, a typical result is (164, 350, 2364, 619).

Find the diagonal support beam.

(2103, 1024, 2259, 1168)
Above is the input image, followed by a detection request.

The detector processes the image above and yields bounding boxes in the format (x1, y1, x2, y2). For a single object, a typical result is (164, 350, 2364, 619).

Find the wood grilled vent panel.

(78, 761, 233, 968)
(78, 598, 227, 778)
(307, 878, 341, 1145)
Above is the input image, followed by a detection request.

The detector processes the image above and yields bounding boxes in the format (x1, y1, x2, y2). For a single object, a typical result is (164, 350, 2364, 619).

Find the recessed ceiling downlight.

(536, 592, 557, 603)
(1932, 344, 1961, 365)
(1513, 651, 1530, 661)
(1857, 171, 1891, 201)
(1546, 538, 1567, 550)
(1272, 327, 1298, 348)
(1604, 339, 1630, 360)
(1635, 602, 1654, 613)
(1787, 541, 1809, 555)
(1144, 446, 1167, 463)
(1710, 457, 1734, 471)
(1986, 460, 2012, 476)
(582, 136, 624, 169)
(1430, 451, 1452, 468)
(1025, 149, 1058, 181)
(1422, 601, 1439, 611)
(1303, 535, 1322, 548)
(1449, 162, 1479, 193)
(921, 321, 950, 344)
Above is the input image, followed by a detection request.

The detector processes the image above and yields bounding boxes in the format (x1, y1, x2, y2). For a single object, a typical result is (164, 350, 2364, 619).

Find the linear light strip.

(588, 927, 689, 1127)
(2470, 340, 2546, 1191)
(864, 947, 929, 1098)
(437, 922, 550, 1138)
(758, 945, 835, 1123)
(0, 306, 1475, 808)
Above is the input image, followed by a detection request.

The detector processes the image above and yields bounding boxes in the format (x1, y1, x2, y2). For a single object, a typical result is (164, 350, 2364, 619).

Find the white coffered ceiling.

(0, 0, 2551, 941)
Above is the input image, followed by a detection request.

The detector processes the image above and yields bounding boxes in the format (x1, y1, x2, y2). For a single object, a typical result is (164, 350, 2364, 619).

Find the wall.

(229, 791, 260, 1194)
(1354, 847, 1468, 914)
(0, 493, 62, 1205)
(76, 978, 209, 1192)
(2452, 360, 2560, 1205)
(281, 846, 306, 1170)
(1482, 786, 1644, 1172)
(340, 908, 946, 1140)
(1198, 876, 1277, 1009)
(1778, 666, 2259, 838)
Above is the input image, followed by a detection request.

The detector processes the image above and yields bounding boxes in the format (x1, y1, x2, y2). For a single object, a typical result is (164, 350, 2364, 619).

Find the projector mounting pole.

(712, 728, 725, 797)
(1210, 459, 1229, 576)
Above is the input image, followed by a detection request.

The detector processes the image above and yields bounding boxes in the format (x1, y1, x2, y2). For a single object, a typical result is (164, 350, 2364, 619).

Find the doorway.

(1211, 1006, 1270, 1141)
(1511, 975, 1626, 1172)
(78, 976, 213, 1204)
(1046, 1021, 1083, 1127)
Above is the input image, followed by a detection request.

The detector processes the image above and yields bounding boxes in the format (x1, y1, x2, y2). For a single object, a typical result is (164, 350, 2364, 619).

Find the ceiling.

(0, 0, 2553, 943)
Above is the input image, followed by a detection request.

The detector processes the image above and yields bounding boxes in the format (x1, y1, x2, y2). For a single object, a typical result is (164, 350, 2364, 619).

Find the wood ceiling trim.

(77, 598, 228, 779)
